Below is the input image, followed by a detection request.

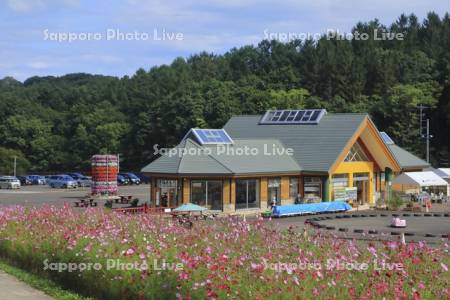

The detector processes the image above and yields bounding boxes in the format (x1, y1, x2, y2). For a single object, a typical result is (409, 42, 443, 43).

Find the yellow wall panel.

(281, 176, 289, 200)
(223, 179, 230, 204)
(260, 177, 268, 209)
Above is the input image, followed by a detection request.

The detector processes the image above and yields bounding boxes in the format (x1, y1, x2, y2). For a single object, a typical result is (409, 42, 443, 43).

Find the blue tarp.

(272, 201, 351, 217)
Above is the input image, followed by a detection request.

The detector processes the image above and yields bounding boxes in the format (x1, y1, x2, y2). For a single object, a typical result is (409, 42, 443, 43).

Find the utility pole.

(426, 119, 431, 163)
(13, 156, 17, 177)
(418, 104, 428, 137)
(426, 120, 430, 163)
(418, 104, 432, 163)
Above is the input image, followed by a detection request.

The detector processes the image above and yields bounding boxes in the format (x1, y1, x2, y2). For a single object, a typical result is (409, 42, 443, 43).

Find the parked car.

(28, 175, 46, 185)
(67, 173, 84, 180)
(78, 176, 92, 187)
(47, 175, 78, 188)
(68, 173, 91, 187)
(0, 176, 21, 189)
(120, 172, 141, 185)
(17, 175, 32, 185)
(117, 174, 130, 185)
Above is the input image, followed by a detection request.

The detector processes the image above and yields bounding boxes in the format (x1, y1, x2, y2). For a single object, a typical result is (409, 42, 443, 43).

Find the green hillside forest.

(1, 12, 449, 173)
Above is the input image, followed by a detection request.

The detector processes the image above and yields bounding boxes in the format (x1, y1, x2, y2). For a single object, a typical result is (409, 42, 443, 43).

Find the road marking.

(0, 191, 47, 194)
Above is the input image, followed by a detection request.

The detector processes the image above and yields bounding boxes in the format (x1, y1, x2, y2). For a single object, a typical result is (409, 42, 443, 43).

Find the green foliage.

(130, 198, 139, 207)
(0, 12, 449, 171)
(0, 147, 30, 174)
(0, 259, 92, 300)
(387, 195, 404, 210)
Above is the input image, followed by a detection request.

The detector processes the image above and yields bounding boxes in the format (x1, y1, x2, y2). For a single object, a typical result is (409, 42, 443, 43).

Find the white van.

(0, 176, 21, 189)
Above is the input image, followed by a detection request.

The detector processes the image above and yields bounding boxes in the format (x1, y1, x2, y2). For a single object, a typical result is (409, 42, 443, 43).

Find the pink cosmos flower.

(312, 288, 319, 296)
(125, 247, 135, 256)
(179, 272, 189, 280)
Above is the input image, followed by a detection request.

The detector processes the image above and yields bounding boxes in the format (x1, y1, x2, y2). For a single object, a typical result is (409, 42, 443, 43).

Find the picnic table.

(74, 197, 98, 207)
(113, 195, 133, 204)
(74, 195, 133, 208)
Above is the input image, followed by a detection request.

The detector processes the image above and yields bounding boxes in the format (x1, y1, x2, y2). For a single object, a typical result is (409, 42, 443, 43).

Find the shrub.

(130, 198, 139, 207)
(387, 195, 404, 210)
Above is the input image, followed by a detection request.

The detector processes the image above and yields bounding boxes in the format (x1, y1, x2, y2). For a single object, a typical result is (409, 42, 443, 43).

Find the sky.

(0, 0, 449, 81)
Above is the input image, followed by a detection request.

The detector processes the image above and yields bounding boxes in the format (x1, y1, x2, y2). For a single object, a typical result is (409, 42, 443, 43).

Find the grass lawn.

(0, 259, 92, 300)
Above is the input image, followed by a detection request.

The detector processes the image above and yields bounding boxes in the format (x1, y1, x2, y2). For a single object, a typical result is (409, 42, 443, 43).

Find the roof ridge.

(184, 139, 234, 174)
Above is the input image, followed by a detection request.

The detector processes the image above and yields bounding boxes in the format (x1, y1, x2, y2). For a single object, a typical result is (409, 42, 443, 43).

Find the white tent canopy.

(435, 168, 450, 179)
(393, 171, 448, 187)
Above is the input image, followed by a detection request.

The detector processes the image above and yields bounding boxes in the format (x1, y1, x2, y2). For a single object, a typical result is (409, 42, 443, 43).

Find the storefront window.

(191, 180, 222, 210)
(236, 179, 260, 209)
(156, 179, 178, 207)
(268, 178, 281, 206)
(303, 177, 321, 203)
(289, 177, 299, 200)
(191, 181, 206, 206)
(332, 174, 348, 201)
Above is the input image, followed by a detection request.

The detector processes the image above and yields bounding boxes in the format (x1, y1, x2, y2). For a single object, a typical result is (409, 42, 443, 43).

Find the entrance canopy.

(393, 171, 448, 187)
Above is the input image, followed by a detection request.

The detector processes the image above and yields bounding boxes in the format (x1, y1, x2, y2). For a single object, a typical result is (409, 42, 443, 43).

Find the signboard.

(333, 187, 357, 201)
(346, 187, 357, 201)
(333, 187, 347, 201)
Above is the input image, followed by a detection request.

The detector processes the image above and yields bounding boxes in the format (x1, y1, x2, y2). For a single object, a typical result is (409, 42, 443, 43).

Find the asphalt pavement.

(0, 184, 150, 207)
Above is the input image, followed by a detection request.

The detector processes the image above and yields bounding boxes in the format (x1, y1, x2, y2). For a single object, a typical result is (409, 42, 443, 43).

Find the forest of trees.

(0, 12, 449, 174)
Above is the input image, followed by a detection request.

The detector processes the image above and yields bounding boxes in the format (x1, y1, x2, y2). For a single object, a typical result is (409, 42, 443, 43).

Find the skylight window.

(191, 129, 234, 145)
(259, 109, 326, 125)
(380, 131, 395, 145)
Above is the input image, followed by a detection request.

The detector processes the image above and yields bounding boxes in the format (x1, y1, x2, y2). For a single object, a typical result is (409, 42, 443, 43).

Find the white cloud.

(80, 54, 122, 64)
(7, 0, 79, 13)
(29, 61, 49, 69)
(7, 0, 44, 12)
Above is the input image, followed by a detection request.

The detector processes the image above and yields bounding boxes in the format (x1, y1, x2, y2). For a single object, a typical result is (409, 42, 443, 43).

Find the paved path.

(0, 270, 53, 300)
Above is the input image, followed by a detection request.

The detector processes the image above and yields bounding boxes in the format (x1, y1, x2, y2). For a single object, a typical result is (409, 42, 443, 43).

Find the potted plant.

(261, 210, 272, 218)
(387, 195, 403, 211)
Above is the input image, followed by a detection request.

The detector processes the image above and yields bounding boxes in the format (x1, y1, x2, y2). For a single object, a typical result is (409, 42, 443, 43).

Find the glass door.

(157, 179, 178, 207)
(353, 173, 369, 205)
(268, 178, 281, 206)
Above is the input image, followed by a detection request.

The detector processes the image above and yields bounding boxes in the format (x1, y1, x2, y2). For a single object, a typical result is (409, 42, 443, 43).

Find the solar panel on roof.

(294, 111, 304, 121)
(259, 109, 326, 125)
(309, 110, 321, 121)
(191, 129, 234, 145)
(380, 132, 395, 145)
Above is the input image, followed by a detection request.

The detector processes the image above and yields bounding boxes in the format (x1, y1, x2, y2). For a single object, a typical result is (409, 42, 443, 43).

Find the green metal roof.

(387, 144, 429, 170)
(141, 138, 300, 175)
(142, 112, 426, 175)
(224, 113, 368, 172)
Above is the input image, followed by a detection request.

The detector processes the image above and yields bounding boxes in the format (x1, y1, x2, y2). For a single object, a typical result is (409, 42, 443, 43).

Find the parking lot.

(0, 184, 150, 207)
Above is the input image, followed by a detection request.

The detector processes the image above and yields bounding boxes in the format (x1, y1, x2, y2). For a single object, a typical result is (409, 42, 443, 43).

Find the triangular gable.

(329, 116, 401, 174)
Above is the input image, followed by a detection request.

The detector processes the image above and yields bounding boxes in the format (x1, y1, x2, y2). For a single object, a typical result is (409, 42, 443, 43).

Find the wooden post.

(183, 178, 190, 204)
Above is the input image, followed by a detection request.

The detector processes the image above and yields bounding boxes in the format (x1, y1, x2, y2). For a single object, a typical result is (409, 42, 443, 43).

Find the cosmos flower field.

(0, 205, 448, 299)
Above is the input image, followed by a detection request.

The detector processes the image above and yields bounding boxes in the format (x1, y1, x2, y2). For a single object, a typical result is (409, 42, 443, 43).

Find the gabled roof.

(224, 113, 368, 172)
(141, 138, 300, 175)
(387, 144, 429, 170)
(141, 139, 232, 175)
